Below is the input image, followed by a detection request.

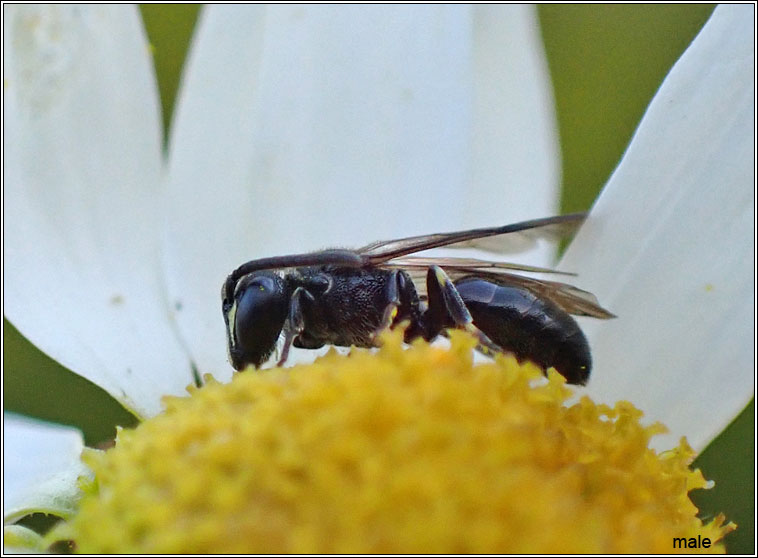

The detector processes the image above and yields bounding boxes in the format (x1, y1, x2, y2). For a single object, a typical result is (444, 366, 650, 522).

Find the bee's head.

(222, 271, 289, 370)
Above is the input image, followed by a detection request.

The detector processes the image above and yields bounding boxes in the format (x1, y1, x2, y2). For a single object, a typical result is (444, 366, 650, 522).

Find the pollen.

(57, 331, 733, 553)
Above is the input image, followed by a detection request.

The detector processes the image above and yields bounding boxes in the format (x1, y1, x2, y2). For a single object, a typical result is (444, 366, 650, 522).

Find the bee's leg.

(371, 270, 420, 343)
(423, 265, 502, 356)
(277, 287, 313, 366)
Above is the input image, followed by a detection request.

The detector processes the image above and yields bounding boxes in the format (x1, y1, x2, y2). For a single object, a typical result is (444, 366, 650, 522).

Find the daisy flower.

(3, 5, 752, 553)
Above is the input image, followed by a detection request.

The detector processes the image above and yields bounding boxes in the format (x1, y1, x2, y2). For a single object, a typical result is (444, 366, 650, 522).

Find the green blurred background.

(4, 5, 753, 553)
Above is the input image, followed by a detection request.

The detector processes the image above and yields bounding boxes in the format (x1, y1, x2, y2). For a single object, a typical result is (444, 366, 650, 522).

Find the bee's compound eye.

(234, 274, 288, 368)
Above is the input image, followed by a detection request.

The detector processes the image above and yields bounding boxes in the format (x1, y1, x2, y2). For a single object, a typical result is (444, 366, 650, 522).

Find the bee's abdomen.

(454, 278, 591, 385)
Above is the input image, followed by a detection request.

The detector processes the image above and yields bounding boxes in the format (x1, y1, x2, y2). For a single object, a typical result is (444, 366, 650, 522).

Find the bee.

(221, 213, 614, 385)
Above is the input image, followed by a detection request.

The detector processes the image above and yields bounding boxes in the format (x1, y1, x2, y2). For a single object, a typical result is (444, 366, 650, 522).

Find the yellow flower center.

(57, 331, 733, 553)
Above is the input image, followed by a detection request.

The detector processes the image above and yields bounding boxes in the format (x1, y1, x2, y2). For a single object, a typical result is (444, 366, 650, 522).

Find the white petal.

(3, 413, 90, 523)
(469, 6, 560, 228)
(4, 5, 193, 418)
(164, 5, 559, 375)
(560, 5, 754, 451)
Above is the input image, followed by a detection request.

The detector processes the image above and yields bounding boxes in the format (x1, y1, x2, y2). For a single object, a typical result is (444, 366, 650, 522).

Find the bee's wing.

(477, 272, 615, 319)
(387, 257, 615, 320)
(358, 213, 586, 264)
(384, 256, 578, 276)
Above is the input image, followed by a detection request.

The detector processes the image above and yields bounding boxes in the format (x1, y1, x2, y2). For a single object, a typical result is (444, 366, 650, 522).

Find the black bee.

(221, 213, 615, 385)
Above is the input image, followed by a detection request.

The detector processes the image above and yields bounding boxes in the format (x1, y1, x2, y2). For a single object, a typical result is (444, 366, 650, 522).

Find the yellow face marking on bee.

(226, 300, 238, 351)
